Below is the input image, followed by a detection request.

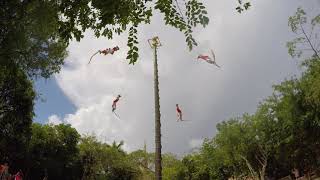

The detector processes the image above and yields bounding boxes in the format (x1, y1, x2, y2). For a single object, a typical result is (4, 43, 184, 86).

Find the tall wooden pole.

(149, 37, 162, 180)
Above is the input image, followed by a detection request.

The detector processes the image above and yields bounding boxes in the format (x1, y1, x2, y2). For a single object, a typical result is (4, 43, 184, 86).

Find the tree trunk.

(259, 164, 266, 180)
(240, 155, 258, 179)
(258, 156, 267, 180)
(153, 46, 162, 180)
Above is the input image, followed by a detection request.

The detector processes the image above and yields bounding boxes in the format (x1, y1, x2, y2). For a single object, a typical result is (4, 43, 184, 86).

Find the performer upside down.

(176, 104, 182, 121)
(197, 49, 221, 68)
(88, 46, 120, 64)
(112, 95, 121, 112)
(100, 46, 120, 55)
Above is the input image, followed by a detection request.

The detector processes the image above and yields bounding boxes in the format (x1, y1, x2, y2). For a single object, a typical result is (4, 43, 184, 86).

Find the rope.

(113, 111, 121, 120)
(174, 0, 185, 21)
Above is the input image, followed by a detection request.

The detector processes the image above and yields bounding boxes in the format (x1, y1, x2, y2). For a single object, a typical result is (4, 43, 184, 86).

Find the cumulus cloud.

(189, 138, 204, 149)
(48, 114, 63, 125)
(51, 0, 317, 154)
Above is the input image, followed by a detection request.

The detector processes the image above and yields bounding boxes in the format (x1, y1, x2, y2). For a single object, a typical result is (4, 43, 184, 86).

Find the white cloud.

(47, 114, 62, 125)
(52, 0, 317, 154)
(62, 95, 133, 151)
(189, 138, 203, 149)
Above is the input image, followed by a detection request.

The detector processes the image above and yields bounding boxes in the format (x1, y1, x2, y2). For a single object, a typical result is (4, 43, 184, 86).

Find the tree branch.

(240, 155, 258, 178)
(300, 22, 320, 59)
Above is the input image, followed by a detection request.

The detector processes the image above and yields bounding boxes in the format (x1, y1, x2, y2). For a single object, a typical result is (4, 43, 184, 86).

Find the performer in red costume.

(88, 46, 120, 64)
(176, 104, 183, 121)
(197, 49, 220, 68)
(112, 95, 121, 112)
(100, 46, 120, 55)
(111, 95, 122, 119)
(14, 170, 23, 180)
(197, 55, 211, 61)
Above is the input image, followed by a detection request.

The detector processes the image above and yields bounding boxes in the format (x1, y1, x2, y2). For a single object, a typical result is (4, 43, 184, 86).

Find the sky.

(34, 78, 76, 122)
(34, 0, 320, 155)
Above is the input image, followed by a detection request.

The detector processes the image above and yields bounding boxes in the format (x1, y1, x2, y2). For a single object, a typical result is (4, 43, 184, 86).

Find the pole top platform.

(148, 36, 162, 48)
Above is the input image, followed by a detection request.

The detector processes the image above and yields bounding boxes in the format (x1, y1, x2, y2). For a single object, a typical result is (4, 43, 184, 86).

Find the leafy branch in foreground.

(287, 7, 320, 60)
(236, 0, 251, 13)
(58, 0, 210, 64)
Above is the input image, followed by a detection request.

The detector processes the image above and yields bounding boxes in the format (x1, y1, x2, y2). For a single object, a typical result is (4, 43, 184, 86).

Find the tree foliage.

(0, 0, 68, 79)
(79, 136, 140, 180)
(0, 0, 209, 79)
(0, 63, 35, 171)
(18, 125, 144, 179)
(26, 123, 81, 179)
(0, 0, 255, 75)
(236, 0, 251, 13)
(0, 0, 255, 77)
(287, 7, 320, 59)
(57, 0, 209, 64)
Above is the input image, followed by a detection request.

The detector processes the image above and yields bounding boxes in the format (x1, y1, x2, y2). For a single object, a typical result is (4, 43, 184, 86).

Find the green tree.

(129, 149, 155, 179)
(268, 60, 320, 175)
(213, 118, 253, 178)
(198, 59, 320, 179)
(287, 7, 320, 60)
(0, 0, 68, 79)
(200, 111, 290, 179)
(274, 7, 320, 174)
(26, 123, 81, 179)
(162, 153, 185, 180)
(0, 63, 35, 172)
(79, 136, 140, 180)
(57, 0, 209, 64)
(200, 139, 233, 179)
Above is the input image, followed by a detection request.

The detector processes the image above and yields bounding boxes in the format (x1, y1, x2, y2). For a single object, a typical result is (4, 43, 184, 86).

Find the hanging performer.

(112, 95, 122, 119)
(197, 49, 220, 68)
(176, 104, 183, 121)
(112, 95, 121, 112)
(88, 46, 120, 64)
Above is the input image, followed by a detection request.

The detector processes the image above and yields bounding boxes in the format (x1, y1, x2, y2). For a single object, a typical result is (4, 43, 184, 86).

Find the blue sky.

(34, 78, 75, 123)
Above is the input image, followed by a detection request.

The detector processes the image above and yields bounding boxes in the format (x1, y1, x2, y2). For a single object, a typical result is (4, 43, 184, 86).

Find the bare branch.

(240, 155, 258, 178)
(300, 22, 320, 59)
(297, 48, 314, 51)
